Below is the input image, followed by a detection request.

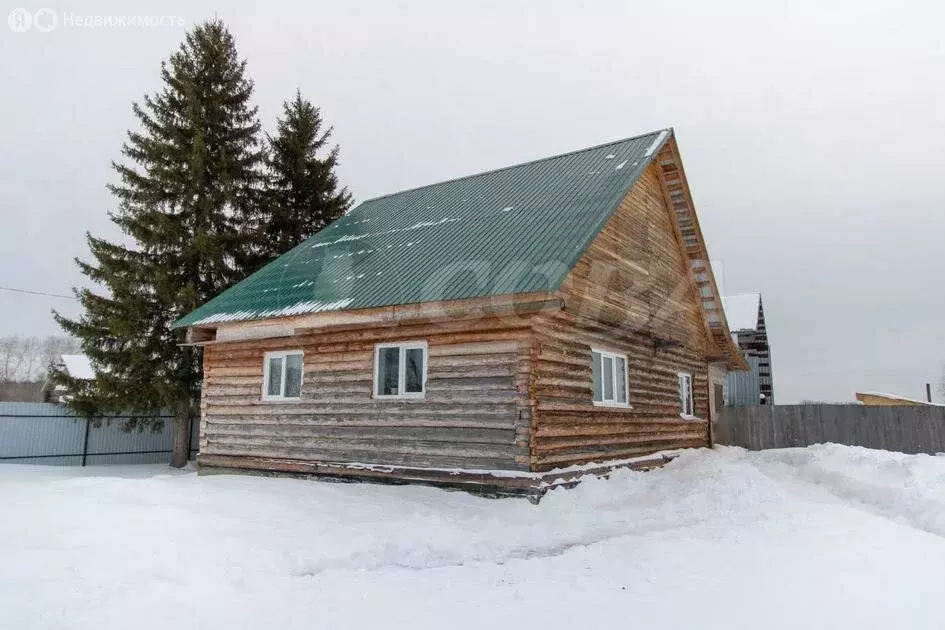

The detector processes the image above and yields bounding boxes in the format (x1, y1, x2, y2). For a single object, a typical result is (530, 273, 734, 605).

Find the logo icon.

(33, 8, 56, 32)
(8, 8, 32, 32)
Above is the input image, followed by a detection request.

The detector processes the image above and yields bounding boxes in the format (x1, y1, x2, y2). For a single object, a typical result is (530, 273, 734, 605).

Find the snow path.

(3, 444, 944, 629)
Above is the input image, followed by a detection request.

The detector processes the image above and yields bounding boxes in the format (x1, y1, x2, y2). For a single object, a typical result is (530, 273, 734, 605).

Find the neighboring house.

(721, 292, 774, 406)
(855, 392, 942, 406)
(175, 128, 746, 493)
(43, 354, 94, 402)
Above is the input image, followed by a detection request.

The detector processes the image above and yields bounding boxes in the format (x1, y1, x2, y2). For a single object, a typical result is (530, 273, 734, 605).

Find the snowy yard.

(3, 445, 945, 630)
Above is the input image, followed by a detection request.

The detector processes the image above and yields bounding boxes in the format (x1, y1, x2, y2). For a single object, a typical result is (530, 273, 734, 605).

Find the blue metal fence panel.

(0, 402, 197, 466)
(0, 412, 87, 461)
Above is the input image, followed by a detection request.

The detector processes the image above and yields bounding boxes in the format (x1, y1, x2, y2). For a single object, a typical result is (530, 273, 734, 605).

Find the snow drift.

(2, 444, 944, 629)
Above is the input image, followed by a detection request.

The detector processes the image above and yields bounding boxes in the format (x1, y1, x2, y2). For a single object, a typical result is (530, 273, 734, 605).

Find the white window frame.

(262, 350, 304, 401)
(678, 372, 696, 419)
(592, 347, 630, 407)
(373, 341, 428, 400)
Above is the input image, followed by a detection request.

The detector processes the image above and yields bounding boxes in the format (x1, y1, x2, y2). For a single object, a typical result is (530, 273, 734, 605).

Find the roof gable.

(175, 130, 671, 328)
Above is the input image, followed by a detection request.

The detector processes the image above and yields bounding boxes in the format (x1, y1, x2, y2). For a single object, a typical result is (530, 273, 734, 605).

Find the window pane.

(615, 357, 627, 403)
(284, 353, 303, 398)
(267, 356, 283, 396)
(603, 356, 614, 401)
(404, 347, 424, 393)
(686, 378, 694, 415)
(378, 347, 400, 395)
(680, 375, 692, 415)
(591, 352, 602, 402)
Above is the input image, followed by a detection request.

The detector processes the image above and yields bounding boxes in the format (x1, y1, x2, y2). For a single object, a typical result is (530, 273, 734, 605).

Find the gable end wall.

(529, 164, 712, 470)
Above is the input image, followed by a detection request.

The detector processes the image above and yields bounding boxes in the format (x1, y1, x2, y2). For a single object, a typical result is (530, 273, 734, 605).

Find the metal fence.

(714, 404, 945, 454)
(725, 355, 763, 407)
(0, 402, 199, 465)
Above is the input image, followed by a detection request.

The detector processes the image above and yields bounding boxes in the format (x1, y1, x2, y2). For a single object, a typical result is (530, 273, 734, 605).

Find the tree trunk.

(170, 409, 192, 468)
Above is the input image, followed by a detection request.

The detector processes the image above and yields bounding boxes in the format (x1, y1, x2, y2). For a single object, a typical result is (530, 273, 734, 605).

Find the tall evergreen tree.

(52, 20, 264, 467)
(256, 90, 351, 265)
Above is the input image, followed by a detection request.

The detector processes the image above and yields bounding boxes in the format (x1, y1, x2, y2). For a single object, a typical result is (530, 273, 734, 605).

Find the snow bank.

(754, 443, 945, 537)
(2, 445, 944, 629)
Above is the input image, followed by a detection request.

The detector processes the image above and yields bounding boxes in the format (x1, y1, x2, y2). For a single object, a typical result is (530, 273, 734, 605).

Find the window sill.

(260, 397, 303, 403)
(593, 401, 632, 409)
(680, 414, 704, 421)
(374, 394, 426, 401)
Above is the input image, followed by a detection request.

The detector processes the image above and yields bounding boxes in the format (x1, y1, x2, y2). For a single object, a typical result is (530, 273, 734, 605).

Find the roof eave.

(180, 292, 564, 345)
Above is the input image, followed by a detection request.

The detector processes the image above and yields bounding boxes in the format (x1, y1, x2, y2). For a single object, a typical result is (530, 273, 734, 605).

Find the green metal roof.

(175, 129, 672, 328)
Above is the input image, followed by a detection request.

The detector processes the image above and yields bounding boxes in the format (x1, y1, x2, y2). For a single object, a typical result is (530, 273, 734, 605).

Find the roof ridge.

(356, 128, 672, 207)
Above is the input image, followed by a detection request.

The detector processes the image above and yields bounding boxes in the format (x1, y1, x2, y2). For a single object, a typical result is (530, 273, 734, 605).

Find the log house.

(175, 128, 746, 495)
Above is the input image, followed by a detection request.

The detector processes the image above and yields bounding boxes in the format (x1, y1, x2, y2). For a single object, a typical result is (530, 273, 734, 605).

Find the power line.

(0, 285, 77, 300)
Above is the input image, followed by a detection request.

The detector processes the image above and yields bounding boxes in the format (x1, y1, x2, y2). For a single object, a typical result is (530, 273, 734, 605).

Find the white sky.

(2, 0, 944, 403)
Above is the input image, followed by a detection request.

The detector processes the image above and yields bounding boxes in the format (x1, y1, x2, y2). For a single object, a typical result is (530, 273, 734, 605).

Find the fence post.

(81, 417, 91, 466)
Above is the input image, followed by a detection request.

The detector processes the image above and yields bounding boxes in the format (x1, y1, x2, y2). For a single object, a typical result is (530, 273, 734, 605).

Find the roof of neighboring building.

(721, 293, 762, 332)
(175, 129, 673, 328)
(855, 392, 943, 406)
(60, 354, 94, 380)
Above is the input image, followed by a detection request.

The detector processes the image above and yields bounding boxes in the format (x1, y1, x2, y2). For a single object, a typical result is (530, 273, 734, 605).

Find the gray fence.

(0, 402, 199, 465)
(714, 404, 945, 454)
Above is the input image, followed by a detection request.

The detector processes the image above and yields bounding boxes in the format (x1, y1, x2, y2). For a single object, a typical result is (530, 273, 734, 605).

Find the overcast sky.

(2, 0, 943, 403)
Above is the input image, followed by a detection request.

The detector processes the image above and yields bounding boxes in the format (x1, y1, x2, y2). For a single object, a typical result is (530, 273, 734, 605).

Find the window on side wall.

(591, 348, 629, 406)
(263, 350, 304, 400)
(374, 341, 427, 399)
(679, 372, 694, 417)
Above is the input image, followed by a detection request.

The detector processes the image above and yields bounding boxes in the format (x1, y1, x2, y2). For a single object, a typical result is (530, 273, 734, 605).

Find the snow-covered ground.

(3, 444, 945, 629)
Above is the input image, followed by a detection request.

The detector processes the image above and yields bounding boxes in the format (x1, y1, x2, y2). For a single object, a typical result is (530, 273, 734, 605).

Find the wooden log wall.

(560, 163, 711, 352)
(199, 316, 533, 472)
(528, 163, 714, 471)
(530, 313, 709, 470)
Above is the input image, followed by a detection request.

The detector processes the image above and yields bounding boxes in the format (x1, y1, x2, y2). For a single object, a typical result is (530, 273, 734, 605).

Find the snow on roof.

(60, 354, 94, 380)
(721, 293, 761, 332)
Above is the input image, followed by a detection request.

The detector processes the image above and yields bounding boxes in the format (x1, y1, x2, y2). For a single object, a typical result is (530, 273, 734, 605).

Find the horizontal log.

(198, 454, 534, 480)
(534, 431, 704, 452)
(206, 423, 517, 445)
(427, 340, 520, 356)
(533, 440, 705, 469)
(203, 438, 524, 464)
(205, 413, 519, 429)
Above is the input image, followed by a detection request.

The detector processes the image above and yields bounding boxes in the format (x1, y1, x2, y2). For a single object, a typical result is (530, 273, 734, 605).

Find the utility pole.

(926, 383, 933, 403)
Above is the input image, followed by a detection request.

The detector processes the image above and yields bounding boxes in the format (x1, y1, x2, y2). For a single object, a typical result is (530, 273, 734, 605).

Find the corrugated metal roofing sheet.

(175, 129, 671, 328)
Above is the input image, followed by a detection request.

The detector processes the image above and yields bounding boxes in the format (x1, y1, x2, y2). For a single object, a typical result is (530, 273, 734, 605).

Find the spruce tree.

(256, 90, 351, 265)
(52, 20, 264, 467)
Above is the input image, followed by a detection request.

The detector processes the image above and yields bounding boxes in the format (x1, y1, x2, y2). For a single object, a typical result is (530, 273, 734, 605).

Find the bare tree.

(0, 337, 26, 382)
